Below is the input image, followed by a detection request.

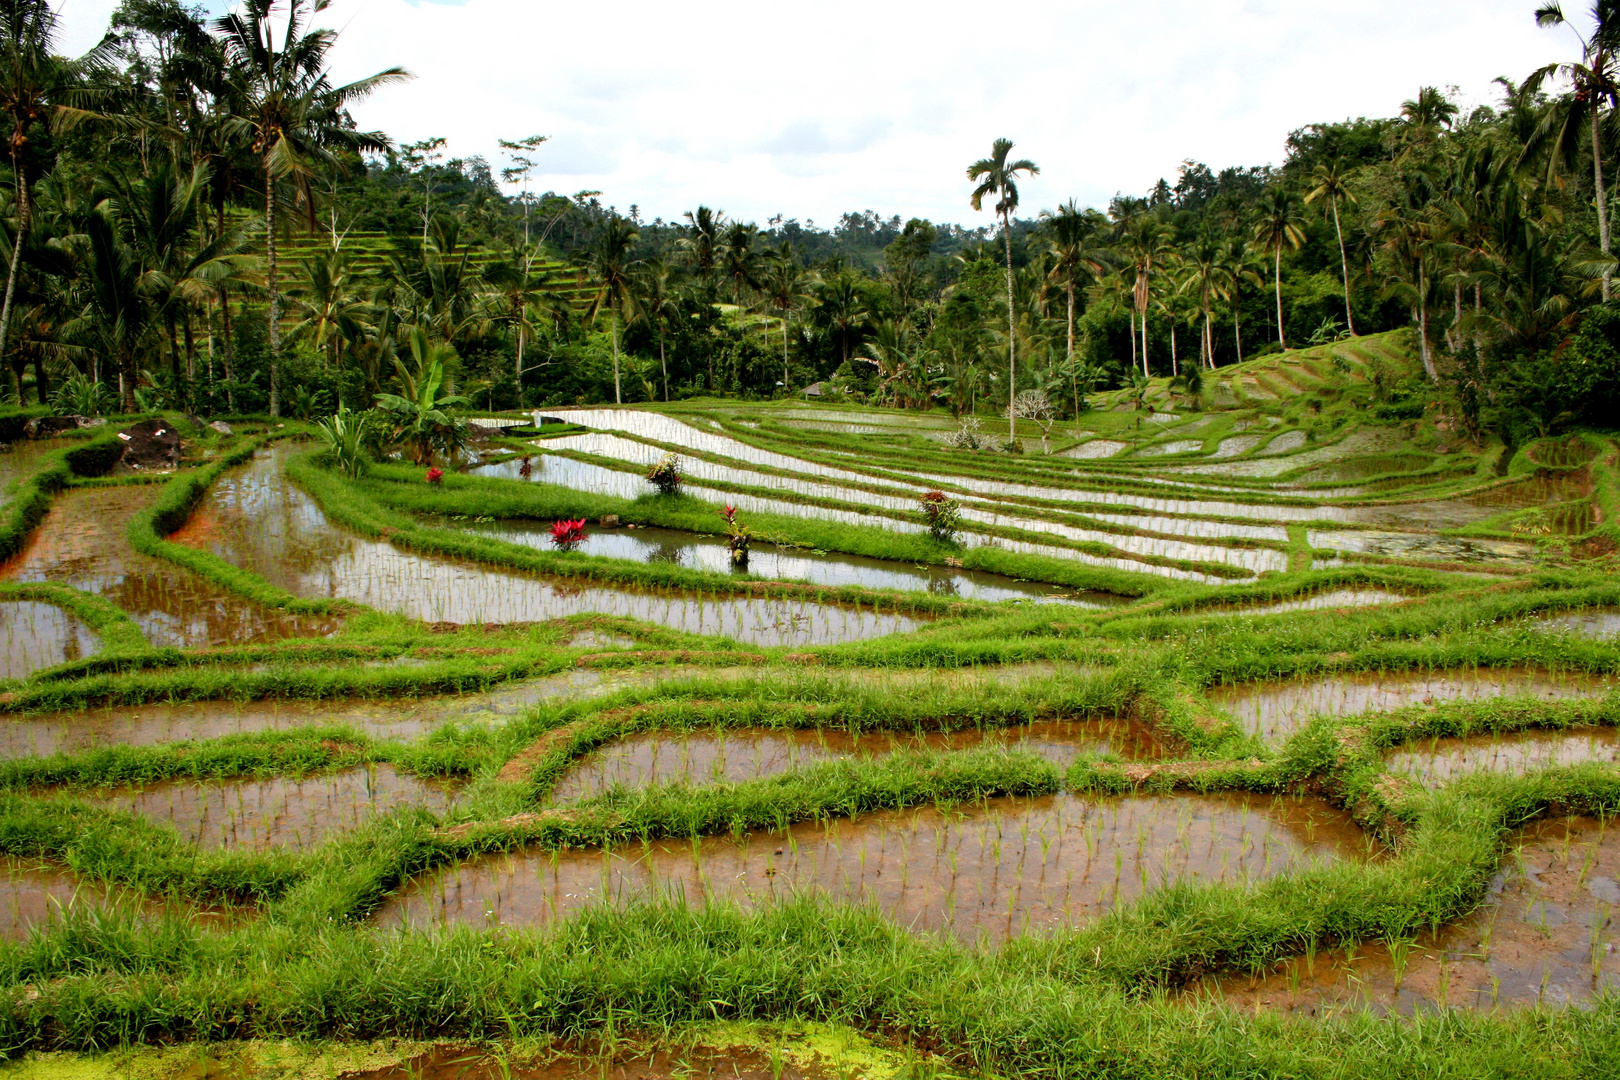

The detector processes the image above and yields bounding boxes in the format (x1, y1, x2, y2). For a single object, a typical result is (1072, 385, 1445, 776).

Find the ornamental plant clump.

(918, 489, 962, 542)
(549, 518, 587, 550)
(424, 467, 444, 484)
(647, 452, 683, 495)
(718, 504, 751, 568)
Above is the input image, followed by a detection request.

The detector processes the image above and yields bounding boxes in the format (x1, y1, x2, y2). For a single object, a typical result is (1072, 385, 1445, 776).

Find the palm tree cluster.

(0, 0, 1616, 444)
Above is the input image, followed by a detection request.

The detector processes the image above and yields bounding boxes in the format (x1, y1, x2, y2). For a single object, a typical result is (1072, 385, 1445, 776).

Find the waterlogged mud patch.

(1208, 668, 1617, 743)
(1062, 440, 1128, 459)
(0, 856, 224, 941)
(549, 718, 1164, 802)
(1385, 728, 1620, 786)
(78, 765, 460, 850)
(380, 792, 1373, 942)
(1196, 815, 1620, 1014)
(0, 668, 670, 758)
(0, 601, 98, 680)
(2, 485, 339, 647)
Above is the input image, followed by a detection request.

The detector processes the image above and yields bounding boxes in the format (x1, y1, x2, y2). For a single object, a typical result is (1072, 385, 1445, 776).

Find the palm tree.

(1218, 239, 1263, 364)
(1176, 234, 1230, 370)
(1395, 85, 1460, 159)
(634, 258, 682, 401)
(719, 221, 765, 307)
(816, 270, 869, 368)
(0, 1, 114, 383)
(581, 215, 640, 405)
(482, 249, 560, 388)
(758, 242, 815, 392)
(1039, 200, 1110, 373)
(1121, 215, 1170, 376)
(1304, 157, 1359, 335)
(1376, 169, 1441, 380)
(1525, 2, 1620, 300)
(287, 247, 372, 375)
(213, 0, 409, 416)
(1252, 187, 1306, 349)
(968, 137, 1039, 442)
(676, 206, 725, 289)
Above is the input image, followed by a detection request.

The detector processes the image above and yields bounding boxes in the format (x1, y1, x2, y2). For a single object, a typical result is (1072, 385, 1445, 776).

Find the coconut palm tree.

(1253, 187, 1306, 349)
(581, 214, 640, 404)
(1121, 214, 1171, 376)
(1524, 2, 1620, 300)
(633, 258, 682, 401)
(676, 206, 725, 290)
(816, 270, 869, 369)
(967, 137, 1039, 442)
(0, 0, 116, 383)
(287, 247, 373, 376)
(213, 0, 410, 415)
(718, 221, 765, 307)
(1218, 239, 1264, 364)
(1304, 157, 1360, 335)
(1176, 233, 1230, 370)
(758, 242, 815, 392)
(1039, 199, 1110, 372)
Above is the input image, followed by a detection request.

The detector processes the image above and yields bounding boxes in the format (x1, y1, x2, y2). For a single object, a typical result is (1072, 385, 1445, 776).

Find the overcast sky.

(52, 0, 1575, 228)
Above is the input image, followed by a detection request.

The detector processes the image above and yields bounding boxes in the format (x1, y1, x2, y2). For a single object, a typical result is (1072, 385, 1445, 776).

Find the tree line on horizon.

(0, 0, 1617, 445)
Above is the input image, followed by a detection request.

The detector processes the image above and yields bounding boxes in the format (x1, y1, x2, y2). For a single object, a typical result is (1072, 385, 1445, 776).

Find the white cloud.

(52, 0, 1574, 226)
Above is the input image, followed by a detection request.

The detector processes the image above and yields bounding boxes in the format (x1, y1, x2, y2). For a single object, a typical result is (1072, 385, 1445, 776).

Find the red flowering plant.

(549, 518, 587, 550)
(518, 456, 533, 479)
(718, 504, 751, 567)
(425, 467, 444, 484)
(917, 489, 961, 542)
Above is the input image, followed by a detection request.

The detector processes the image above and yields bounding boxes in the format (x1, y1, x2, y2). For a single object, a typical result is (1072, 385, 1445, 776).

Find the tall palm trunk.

(1273, 247, 1286, 349)
(1416, 258, 1436, 381)
(264, 169, 281, 416)
(1001, 208, 1016, 442)
(1139, 309, 1149, 377)
(1595, 104, 1612, 302)
(1064, 283, 1075, 366)
(610, 307, 621, 404)
(1330, 196, 1356, 335)
(220, 287, 237, 411)
(781, 316, 789, 395)
(1233, 292, 1244, 364)
(661, 326, 669, 402)
(0, 158, 29, 394)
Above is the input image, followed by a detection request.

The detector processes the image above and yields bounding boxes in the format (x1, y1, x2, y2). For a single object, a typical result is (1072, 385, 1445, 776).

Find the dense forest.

(2, 0, 1619, 445)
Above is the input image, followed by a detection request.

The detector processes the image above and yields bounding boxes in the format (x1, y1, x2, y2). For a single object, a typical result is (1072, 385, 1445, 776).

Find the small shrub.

(549, 518, 587, 550)
(314, 407, 372, 479)
(425, 467, 444, 484)
(51, 373, 114, 418)
(718, 504, 751, 567)
(646, 452, 683, 495)
(918, 489, 961, 542)
(944, 416, 984, 450)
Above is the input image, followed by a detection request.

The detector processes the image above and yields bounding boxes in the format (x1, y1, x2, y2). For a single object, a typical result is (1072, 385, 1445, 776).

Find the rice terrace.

(0, 0, 1618, 1077)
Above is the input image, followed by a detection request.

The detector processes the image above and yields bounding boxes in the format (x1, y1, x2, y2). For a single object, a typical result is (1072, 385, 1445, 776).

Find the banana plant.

(373, 329, 471, 465)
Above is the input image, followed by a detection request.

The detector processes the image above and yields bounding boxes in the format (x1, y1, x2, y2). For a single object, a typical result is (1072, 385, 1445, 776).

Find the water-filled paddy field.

(1, 380, 1616, 1076)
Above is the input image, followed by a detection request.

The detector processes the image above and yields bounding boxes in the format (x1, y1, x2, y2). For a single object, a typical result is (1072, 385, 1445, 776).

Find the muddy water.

(80, 764, 459, 849)
(1385, 728, 1620, 785)
(466, 521, 1109, 605)
(0, 668, 672, 758)
(0, 600, 98, 679)
(1198, 815, 1620, 1014)
(1307, 529, 1535, 565)
(184, 447, 922, 646)
(379, 792, 1373, 942)
(0, 440, 66, 507)
(1536, 609, 1620, 640)
(1221, 590, 1408, 618)
(1209, 669, 1618, 744)
(1345, 472, 1594, 531)
(0, 485, 340, 648)
(549, 718, 1164, 803)
(0, 855, 226, 940)
(351, 1045, 837, 1080)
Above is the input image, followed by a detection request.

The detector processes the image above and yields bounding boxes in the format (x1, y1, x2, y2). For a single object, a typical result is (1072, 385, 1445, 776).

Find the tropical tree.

(286, 247, 372, 375)
(1120, 214, 1171, 375)
(815, 269, 869, 368)
(1525, 2, 1620, 300)
(758, 242, 815, 391)
(0, 0, 112, 381)
(373, 329, 469, 465)
(718, 221, 765, 307)
(1304, 156, 1360, 335)
(1039, 199, 1110, 370)
(1253, 187, 1306, 349)
(581, 214, 639, 404)
(968, 137, 1039, 442)
(676, 206, 725, 289)
(634, 258, 682, 401)
(213, 0, 410, 415)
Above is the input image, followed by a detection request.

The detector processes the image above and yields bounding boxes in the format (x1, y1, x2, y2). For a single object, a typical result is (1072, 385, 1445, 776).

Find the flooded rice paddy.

(1208, 668, 1617, 743)
(0, 600, 98, 679)
(0, 667, 674, 758)
(1535, 608, 1620, 640)
(466, 520, 1109, 604)
(1384, 728, 1620, 785)
(0, 855, 224, 941)
(1200, 815, 1620, 1014)
(76, 764, 458, 849)
(380, 792, 1373, 942)
(548, 718, 1164, 803)
(2, 484, 340, 647)
(178, 447, 922, 645)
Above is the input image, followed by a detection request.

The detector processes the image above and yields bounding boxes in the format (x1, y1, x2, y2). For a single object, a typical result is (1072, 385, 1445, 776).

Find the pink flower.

(425, 467, 444, 484)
